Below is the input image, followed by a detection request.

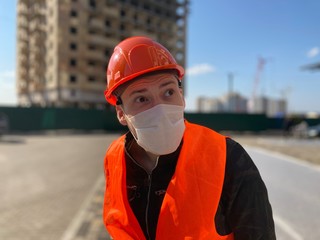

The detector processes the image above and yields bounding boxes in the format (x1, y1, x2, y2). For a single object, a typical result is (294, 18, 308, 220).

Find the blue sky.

(1, 0, 320, 113)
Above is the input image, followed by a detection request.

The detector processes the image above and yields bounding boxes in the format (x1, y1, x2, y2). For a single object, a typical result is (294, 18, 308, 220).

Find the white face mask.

(126, 104, 185, 155)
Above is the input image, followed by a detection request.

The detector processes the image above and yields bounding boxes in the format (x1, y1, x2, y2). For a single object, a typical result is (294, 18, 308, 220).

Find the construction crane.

(248, 57, 266, 113)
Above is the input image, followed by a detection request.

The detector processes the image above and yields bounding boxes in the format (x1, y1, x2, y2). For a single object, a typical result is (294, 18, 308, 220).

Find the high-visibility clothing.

(103, 121, 234, 240)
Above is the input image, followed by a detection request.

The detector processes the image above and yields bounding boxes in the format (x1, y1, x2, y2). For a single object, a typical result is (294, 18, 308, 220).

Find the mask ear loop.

(115, 99, 139, 143)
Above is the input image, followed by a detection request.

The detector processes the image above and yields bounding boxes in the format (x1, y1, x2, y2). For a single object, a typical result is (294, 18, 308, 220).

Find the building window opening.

(88, 60, 96, 66)
(70, 59, 77, 66)
(70, 75, 77, 83)
(120, 23, 125, 31)
(104, 49, 110, 57)
(70, 10, 77, 17)
(88, 44, 96, 50)
(89, 0, 96, 8)
(120, 9, 126, 17)
(88, 76, 96, 82)
(70, 43, 77, 50)
(70, 27, 77, 34)
(105, 19, 111, 27)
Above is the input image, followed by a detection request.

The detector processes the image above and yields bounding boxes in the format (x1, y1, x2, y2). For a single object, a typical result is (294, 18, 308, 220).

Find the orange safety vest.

(103, 121, 234, 240)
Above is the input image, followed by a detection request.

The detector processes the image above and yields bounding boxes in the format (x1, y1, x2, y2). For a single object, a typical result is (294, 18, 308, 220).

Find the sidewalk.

(233, 134, 320, 165)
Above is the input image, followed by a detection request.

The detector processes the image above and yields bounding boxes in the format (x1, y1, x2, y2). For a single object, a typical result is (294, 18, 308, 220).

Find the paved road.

(0, 134, 117, 240)
(246, 146, 320, 240)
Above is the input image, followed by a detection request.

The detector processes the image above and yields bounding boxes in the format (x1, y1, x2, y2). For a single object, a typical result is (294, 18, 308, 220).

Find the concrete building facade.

(220, 92, 248, 113)
(196, 97, 224, 113)
(16, 0, 189, 108)
(197, 92, 248, 114)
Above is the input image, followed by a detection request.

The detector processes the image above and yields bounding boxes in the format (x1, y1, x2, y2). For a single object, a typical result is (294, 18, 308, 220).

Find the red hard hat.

(104, 36, 184, 105)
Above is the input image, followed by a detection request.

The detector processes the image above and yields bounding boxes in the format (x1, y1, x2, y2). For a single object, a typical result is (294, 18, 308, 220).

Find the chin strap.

(116, 96, 123, 105)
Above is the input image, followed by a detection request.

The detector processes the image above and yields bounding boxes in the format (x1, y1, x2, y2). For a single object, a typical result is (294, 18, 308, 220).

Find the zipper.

(145, 173, 152, 240)
(145, 156, 159, 240)
(125, 145, 159, 240)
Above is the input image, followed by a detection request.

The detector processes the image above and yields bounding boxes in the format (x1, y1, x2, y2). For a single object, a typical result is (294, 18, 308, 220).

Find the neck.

(129, 140, 159, 174)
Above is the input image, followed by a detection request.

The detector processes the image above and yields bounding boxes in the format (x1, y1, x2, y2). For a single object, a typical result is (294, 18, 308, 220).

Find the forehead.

(121, 72, 178, 94)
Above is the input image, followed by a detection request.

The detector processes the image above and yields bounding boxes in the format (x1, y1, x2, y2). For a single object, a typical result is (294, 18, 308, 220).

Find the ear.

(115, 106, 128, 126)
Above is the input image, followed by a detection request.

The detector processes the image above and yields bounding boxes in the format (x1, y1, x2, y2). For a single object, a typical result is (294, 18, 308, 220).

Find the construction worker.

(103, 36, 276, 240)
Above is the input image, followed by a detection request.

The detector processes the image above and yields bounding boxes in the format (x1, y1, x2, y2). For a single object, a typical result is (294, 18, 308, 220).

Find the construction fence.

(0, 106, 319, 133)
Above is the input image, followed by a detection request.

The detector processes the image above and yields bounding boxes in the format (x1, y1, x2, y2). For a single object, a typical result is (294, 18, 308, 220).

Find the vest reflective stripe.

(103, 121, 234, 240)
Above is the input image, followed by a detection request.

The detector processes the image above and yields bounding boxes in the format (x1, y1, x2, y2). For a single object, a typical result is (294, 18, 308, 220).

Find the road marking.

(60, 175, 105, 240)
(274, 214, 304, 240)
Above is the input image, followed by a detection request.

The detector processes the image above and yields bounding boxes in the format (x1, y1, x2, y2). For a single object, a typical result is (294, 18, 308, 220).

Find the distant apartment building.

(220, 92, 247, 113)
(16, 0, 189, 108)
(197, 97, 223, 113)
(266, 98, 287, 117)
(197, 94, 286, 116)
(249, 96, 268, 114)
(249, 96, 287, 116)
(197, 92, 247, 113)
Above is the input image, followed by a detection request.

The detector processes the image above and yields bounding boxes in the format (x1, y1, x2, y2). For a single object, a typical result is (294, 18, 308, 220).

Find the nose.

(150, 96, 163, 108)
(148, 90, 170, 109)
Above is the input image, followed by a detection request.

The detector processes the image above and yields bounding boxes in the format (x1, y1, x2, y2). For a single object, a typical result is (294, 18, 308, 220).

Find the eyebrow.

(159, 79, 176, 88)
(128, 79, 176, 97)
(128, 88, 147, 98)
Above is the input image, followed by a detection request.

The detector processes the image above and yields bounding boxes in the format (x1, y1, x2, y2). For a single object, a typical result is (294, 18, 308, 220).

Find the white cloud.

(307, 47, 319, 58)
(186, 63, 216, 76)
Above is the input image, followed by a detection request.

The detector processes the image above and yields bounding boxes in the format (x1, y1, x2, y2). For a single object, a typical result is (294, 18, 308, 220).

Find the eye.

(164, 89, 175, 97)
(134, 96, 149, 103)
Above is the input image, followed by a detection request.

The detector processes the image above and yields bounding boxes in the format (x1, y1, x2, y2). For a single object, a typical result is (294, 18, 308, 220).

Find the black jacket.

(125, 134, 276, 240)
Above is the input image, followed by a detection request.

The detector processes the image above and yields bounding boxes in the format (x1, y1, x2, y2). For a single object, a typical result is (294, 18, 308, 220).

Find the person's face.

(115, 72, 185, 126)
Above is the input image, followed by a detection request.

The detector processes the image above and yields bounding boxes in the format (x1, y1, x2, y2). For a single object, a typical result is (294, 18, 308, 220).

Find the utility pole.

(227, 72, 235, 112)
(248, 57, 266, 113)
(228, 72, 234, 95)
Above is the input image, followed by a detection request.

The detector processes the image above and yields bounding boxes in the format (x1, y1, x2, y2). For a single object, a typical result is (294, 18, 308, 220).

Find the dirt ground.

(231, 134, 320, 166)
